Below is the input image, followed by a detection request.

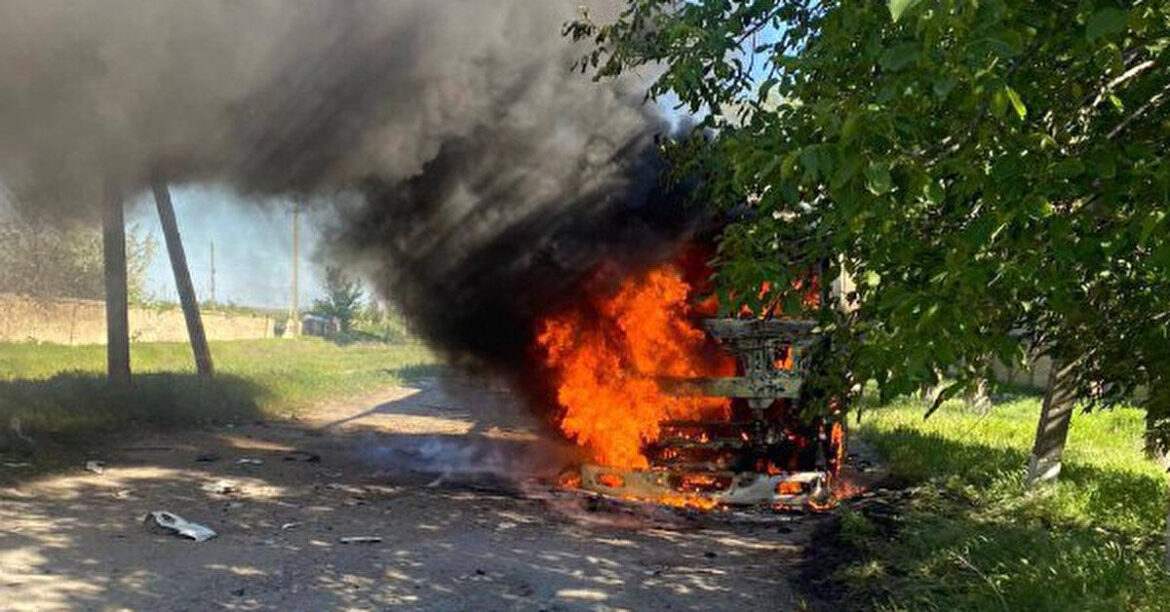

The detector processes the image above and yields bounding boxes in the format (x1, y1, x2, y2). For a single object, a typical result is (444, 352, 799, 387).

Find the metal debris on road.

(2, 462, 31, 468)
(236, 458, 263, 466)
(280, 522, 302, 530)
(84, 460, 105, 474)
(283, 450, 321, 463)
(338, 536, 382, 544)
(145, 511, 218, 542)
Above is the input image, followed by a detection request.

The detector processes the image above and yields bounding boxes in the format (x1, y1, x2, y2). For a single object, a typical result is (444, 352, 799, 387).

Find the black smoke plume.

(0, 0, 709, 372)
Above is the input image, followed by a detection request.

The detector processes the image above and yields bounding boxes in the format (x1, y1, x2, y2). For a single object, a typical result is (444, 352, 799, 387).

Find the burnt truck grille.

(574, 318, 844, 509)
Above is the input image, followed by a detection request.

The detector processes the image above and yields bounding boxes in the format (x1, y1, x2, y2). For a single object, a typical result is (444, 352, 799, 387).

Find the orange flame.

(536, 262, 733, 469)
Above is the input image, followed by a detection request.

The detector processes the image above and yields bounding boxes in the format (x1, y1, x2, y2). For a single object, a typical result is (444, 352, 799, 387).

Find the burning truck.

(537, 257, 846, 511)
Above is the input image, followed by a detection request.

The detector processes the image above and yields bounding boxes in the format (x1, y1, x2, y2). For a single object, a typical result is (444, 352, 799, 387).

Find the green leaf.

(924, 180, 944, 204)
(865, 163, 893, 195)
(879, 42, 920, 72)
(1086, 8, 1128, 41)
(1053, 159, 1085, 178)
(1004, 86, 1027, 120)
(888, 0, 922, 23)
(933, 76, 957, 99)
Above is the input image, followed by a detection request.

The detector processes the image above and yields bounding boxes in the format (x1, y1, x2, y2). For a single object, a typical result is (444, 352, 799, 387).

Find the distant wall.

(0, 293, 276, 345)
(992, 355, 1055, 391)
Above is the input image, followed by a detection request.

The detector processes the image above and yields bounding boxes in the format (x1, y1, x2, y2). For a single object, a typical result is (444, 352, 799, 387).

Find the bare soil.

(1, 376, 818, 611)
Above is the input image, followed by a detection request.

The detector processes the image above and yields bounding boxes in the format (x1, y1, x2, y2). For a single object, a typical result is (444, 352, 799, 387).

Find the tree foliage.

(0, 219, 156, 303)
(568, 1, 1170, 426)
(311, 266, 365, 333)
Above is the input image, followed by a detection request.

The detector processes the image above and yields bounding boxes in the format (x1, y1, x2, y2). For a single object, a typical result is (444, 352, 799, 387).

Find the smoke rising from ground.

(0, 1, 708, 372)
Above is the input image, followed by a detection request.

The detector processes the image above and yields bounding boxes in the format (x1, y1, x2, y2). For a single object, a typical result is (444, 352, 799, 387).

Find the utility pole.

(209, 240, 216, 306)
(102, 183, 131, 387)
(152, 178, 214, 377)
(288, 203, 300, 336)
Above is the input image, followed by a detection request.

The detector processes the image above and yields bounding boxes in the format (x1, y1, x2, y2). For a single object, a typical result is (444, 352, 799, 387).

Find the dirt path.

(0, 376, 817, 611)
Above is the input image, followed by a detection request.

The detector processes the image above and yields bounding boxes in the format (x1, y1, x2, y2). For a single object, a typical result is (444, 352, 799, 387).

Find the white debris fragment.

(145, 511, 217, 542)
(236, 458, 263, 465)
(2, 462, 31, 468)
(280, 522, 302, 531)
(202, 480, 240, 495)
(84, 460, 105, 474)
(338, 536, 382, 544)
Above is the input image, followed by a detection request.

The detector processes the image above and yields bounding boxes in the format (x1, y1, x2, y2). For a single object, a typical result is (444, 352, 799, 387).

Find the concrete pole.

(288, 203, 300, 336)
(152, 179, 213, 377)
(101, 184, 131, 387)
(209, 239, 216, 306)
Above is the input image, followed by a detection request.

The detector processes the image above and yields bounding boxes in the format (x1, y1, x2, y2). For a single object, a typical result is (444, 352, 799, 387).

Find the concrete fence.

(992, 355, 1056, 391)
(0, 293, 277, 345)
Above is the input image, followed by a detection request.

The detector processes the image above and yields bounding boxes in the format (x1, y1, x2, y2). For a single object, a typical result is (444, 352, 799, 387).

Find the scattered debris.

(84, 460, 105, 474)
(236, 458, 263, 466)
(145, 511, 217, 542)
(338, 536, 382, 544)
(195, 453, 221, 463)
(113, 489, 135, 500)
(324, 483, 365, 495)
(280, 522, 302, 531)
(283, 450, 321, 463)
(202, 480, 240, 495)
(2, 462, 31, 468)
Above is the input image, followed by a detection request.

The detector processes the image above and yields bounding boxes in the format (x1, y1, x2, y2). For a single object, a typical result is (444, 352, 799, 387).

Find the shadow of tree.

(0, 373, 268, 469)
(825, 427, 1170, 610)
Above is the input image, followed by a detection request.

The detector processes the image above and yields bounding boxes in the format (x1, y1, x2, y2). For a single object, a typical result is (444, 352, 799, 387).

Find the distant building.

(301, 314, 339, 338)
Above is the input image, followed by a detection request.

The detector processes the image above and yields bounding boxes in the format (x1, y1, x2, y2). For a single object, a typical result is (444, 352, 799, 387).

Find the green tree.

(572, 0, 1170, 566)
(0, 219, 156, 302)
(569, 0, 1168, 428)
(310, 266, 365, 333)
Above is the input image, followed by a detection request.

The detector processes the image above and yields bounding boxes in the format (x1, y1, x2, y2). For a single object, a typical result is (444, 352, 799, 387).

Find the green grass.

(0, 338, 439, 449)
(836, 395, 1170, 611)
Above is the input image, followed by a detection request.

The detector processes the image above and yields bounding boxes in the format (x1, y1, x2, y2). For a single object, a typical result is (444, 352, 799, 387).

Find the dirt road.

(0, 376, 817, 611)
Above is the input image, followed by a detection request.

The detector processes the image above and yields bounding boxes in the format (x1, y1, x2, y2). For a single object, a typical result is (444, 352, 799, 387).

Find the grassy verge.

(829, 395, 1170, 610)
(0, 338, 439, 448)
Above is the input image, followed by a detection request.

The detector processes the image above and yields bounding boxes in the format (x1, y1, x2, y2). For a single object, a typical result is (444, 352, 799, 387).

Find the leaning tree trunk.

(1164, 504, 1170, 570)
(1145, 406, 1170, 471)
(101, 185, 131, 387)
(1025, 359, 1077, 486)
(1146, 384, 1170, 569)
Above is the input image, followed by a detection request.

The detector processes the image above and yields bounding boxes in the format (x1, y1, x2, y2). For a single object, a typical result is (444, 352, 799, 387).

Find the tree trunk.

(152, 179, 214, 377)
(964, 378, 992, 414)
(101, 185, 131, 387)
(1026, 359, 1076, 486)
(1165, 504, 1170, 570)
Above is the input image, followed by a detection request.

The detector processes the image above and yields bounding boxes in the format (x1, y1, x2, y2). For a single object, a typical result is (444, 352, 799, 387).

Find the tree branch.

(1108, 81, 1170, 140)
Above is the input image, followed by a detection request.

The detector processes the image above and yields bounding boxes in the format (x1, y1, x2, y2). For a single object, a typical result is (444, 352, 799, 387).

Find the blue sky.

(127, 184, 323, 310)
